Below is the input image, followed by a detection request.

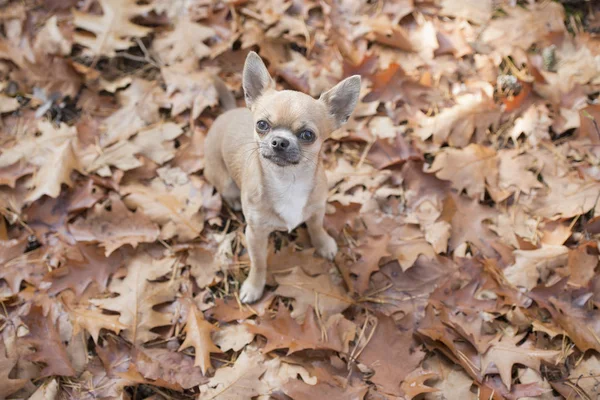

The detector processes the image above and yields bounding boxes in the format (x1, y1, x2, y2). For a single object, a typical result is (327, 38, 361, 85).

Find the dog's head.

(242, 51, 361, 167)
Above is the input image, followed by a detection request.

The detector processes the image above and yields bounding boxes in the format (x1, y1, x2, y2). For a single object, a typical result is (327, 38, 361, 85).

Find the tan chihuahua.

(204, 52, 361, 303)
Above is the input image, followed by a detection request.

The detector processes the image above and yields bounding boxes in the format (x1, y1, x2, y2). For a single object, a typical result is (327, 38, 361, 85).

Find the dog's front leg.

(307, 208, 338, 260)
(240, 224, 269, 303)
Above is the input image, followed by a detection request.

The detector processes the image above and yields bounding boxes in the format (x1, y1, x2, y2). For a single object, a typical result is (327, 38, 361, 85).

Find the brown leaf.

(46, 244, 124, 295)
(178, 303, 221, 374)
(531, 279, 600, 352)
(428, 144, 497, 201)
(363, 63, 432, 109)
(357, 313, 425, 396)
(134, 347, 207, 389)
(121, 168, 207, 242)
(337, 234, 391, 294)
(400, 368, 439, 399)
(0, 342, 27, 398)
(274, 266, 352, 320)
(69, 193, 160, 256)
(481, 333, 561, 389)
(247, 306, 355, 354)
(73, 0, 152, 57)
(91, 252, 178, 344)
(21, 306, 76, 377)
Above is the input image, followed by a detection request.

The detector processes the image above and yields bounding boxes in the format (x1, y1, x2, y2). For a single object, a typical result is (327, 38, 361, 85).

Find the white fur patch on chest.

(268, 168, 313, 232)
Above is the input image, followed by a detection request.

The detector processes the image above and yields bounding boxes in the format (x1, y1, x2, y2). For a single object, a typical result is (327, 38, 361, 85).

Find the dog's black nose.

(270, 137, 289, 151)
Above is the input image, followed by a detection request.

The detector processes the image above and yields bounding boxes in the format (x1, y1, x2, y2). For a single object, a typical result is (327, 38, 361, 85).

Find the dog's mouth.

(262, 153, 300, 167)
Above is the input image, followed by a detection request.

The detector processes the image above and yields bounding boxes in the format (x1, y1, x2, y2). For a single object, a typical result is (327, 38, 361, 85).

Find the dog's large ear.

(320, 75, 361, 129)
(243, 51, 274, 109)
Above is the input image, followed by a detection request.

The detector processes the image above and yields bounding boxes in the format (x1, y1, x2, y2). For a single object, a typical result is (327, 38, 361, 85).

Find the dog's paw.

(240, 279, 264, 304)
(315, 234, 338, 260)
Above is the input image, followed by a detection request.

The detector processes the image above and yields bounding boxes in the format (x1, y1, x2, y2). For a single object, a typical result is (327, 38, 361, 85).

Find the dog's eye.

(298, 130, 315, 142)
(256, 120, 270, 133)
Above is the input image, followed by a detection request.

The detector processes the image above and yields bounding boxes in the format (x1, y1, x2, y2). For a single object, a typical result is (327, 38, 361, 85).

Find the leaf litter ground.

(1, 0, 600, 399)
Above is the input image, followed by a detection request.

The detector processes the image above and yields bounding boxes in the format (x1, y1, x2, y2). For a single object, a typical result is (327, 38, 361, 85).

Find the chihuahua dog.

(204, 52, 361, 303)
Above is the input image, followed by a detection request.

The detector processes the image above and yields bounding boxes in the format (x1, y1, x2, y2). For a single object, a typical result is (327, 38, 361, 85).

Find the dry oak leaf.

(363, 63, 432, 109)
(198, 347, 267, 400)
(357, 313, 426, 397)
(161, 61, 219, 119)
(503, 245, 569, 290)
(439, 0, 492, 25)
(199, 346, 315, 400)
(0, 94, 19, 113)
(153, 16, 215, 65)
(83, 122, 183, 176)
(567, 243, 598, 287)
(178, 303, 221, 375)
(70, 305, 127, 343)
(552, 354, 600, 399)
(496, 149, 543, 202)
(28, 379, 59, 400)
(213, 323, 255, 352)
(46, 244, 124, 296)
(33, 15, 72, 57)
(247, 306, 356, 354)
(414, 82, 500, 147)
(527, 174, 600, 220)
(444, 193, 505, 260)
(481, 333, 561, 389)
(134, 347, 207, 390)
(480, 2, 565, 60)
(0, 342, 27, 398)
(0, 243, 49, 294)
(73, 0, 152, 57)
(0, 120, 81, 202)
(274, 266, 352, 321)
(400, 369, 439, 399)
(122, 167, 207, 241)
(338, 234, 391, 294)
(422, 354, 475, 400)
(530, 279, 600, 352)
(267, 245, 333, 285)
(428, 144, 497, 201)
(21, 305, 76, 377)
(100, 79, 165, 147)
(91, 252, 178, 344)
(509, 103, 552, 146)
(0, 161, 35, 188)
(69, 193, 160, 256)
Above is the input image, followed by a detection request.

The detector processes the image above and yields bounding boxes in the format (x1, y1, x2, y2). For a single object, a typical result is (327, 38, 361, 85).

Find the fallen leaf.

(178, 303, 221, 374)
(122, 168, 207, 241)
(69, 193, 160, 256)
(21, 306, 76, 377)
(357, 313, 425, 396)
(274, 266, 352, 320)
(91, 252, 178, 344)
(247, 306, 355, 354)
(481, 333, 561, 389)
(428, 144, 497, 201)
(503, 246, 569, 290)
(73, 0, 152, 56)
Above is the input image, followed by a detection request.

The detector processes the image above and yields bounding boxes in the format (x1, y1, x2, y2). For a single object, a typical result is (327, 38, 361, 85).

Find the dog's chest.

(269, 173, 312, 232)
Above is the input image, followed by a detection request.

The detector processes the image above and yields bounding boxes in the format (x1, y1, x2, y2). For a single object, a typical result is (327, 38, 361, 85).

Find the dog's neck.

(258, 154, 319, 231)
